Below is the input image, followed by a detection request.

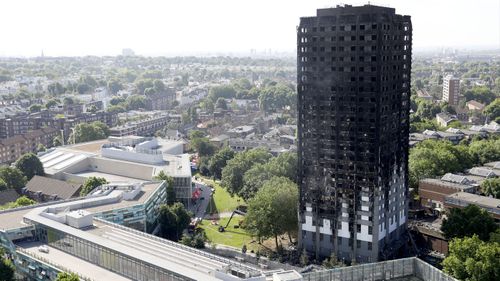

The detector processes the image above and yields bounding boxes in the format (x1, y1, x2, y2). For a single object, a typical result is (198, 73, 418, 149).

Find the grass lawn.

(198, 217, 259, 251)
(200, 177, 245, 214)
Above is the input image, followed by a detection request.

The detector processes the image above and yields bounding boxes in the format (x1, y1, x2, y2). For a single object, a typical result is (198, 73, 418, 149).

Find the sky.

(0, 0, 499, 57)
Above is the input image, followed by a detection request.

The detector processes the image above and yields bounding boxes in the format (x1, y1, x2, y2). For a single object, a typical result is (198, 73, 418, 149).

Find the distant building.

(121, 48, 135, 56)
(0, 128, 59, 164)
(466, 100, 485, 111)
(442, 75, 460, 106)
(436, 112, 458, 127)
(144, 88, 176, 111)
(445, 192, 500, 220)
(110, 113, 169, 137)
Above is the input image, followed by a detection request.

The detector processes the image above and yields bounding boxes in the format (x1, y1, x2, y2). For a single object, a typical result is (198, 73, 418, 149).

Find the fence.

(302, 257, 457, 281)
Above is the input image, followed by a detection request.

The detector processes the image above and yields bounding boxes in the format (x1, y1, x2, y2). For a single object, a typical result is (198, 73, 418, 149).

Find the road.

(189, 177, 213, 220)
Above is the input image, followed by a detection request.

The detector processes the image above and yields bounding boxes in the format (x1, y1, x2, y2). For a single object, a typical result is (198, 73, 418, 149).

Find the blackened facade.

(297, 5, 412, 263)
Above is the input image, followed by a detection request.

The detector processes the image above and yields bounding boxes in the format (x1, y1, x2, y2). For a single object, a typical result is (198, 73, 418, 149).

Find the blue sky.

(1, 0, 499, 56)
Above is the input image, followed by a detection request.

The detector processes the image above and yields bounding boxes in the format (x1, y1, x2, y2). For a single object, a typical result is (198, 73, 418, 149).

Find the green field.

(201, 178, 245, 214)
(198, 217, 257, 250)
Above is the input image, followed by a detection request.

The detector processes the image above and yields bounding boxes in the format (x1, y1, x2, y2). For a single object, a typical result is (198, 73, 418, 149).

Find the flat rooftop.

(446, 192, 500, 209)
(0, 182, 162, 231)
(72, 170, 145, 184)
(69, 139, 111, 153)
(17, 241, 131, 281)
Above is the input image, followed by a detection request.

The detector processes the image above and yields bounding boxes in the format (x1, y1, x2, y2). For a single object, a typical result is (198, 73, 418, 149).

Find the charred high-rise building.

(297, 5, 412, 263)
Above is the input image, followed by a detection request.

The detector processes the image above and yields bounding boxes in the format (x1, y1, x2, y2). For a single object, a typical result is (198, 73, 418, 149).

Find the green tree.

(107, 80, 123, 94)
(468, 138, 500, 165)
(483, 99, 500, 121)
(55, 272, 80, 281)
(245, 176, 298, 249)
(463, 86, 496, 104)
(135, 79, 154, 95)
(47, 82, 66, 96)
(109, 96, 126, 106)
(72, 121, 110, 143)
(53, 135, 63, 147)
(481, 178, 500, 199)
(442, 235, 499, 281)
(154, 171, 175, 205)
(0, 247, 14, 281)
(441, 204, 498, 241)
(153, 79, 165, 93)
(80, 177, 108, 196)
(107, 105, 126, 114)
(158, 202, 191, 241)
(0, 179, 7, 191)
(15, 153, 45, 180)
(0, 167, 27, 192)
(221, 148, 272, 196)
(208, 147, 235, 179)
(126, 95, 146, 110)
(45, 99, 59, 109)
(29, 104, 43, 113)
(409, 140, 472, 189)
(215, 97, 228, 110)
(208, 85, 237, 101)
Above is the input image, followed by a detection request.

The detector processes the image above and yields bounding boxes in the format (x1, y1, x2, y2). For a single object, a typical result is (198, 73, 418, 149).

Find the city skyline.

(0, 0, 499, 57)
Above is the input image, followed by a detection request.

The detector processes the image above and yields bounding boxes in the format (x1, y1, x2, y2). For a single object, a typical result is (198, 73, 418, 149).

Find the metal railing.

(302, 257, 457, 281)
(16, 247, 94, 281)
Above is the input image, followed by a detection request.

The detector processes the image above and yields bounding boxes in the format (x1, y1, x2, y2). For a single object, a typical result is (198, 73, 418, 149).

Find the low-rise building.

(466, 100, 485, 111)
(39, 137, 193, 206)
(22, 176, 82, 202)
(0, 128, 59, 164)
(444, 192, 500, 220)
(110, 113, 169, 137)
(436, 112, 458, 127)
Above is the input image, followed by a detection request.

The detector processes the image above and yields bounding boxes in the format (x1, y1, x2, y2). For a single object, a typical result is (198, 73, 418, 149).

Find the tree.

(215, 98, 228, 110)
(322, 253, 345, 268)
(72, 121, 110, 143)
(481, 178, 500, 199)
(107, 80, 123, 94)
(468, 138, 500, 165)
(47, 82, 66, 96)
(45, 99, 59, 109)
(441, 204, 498, 241)
(55, 272, 80, 281)
(53, 135, 63, 147)
(0, 248, 14, 281)
(463, 86, 496, 104)
(107, 104, 126, 114)
(80, 177, 108, 196)
(29, 104, 43, 113)
(153, 79, 165, 93)
(154, 171, 175, 205)
(484, 99, 500, 121)
(208, 147, 235, 179)
(15, 153, 45, 180)
(135, 79, 154, 95)
(208, 85, 237, 101)
(0, 179, 7, 191)
(76, 83, 91, 94)
(409, 140, 472, 189)
(109, 96, 126, 106)
(0, 167, 27, 192)
(126, 95, 146, 110)
(158, 202, 191, 241)
(221, 148, 272, 196)
(442, 235, 499, 281)
(245, 176, 298, 249)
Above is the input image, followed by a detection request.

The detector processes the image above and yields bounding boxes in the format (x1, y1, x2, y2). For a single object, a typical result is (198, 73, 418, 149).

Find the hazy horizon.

(1, 0, 499, 57)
